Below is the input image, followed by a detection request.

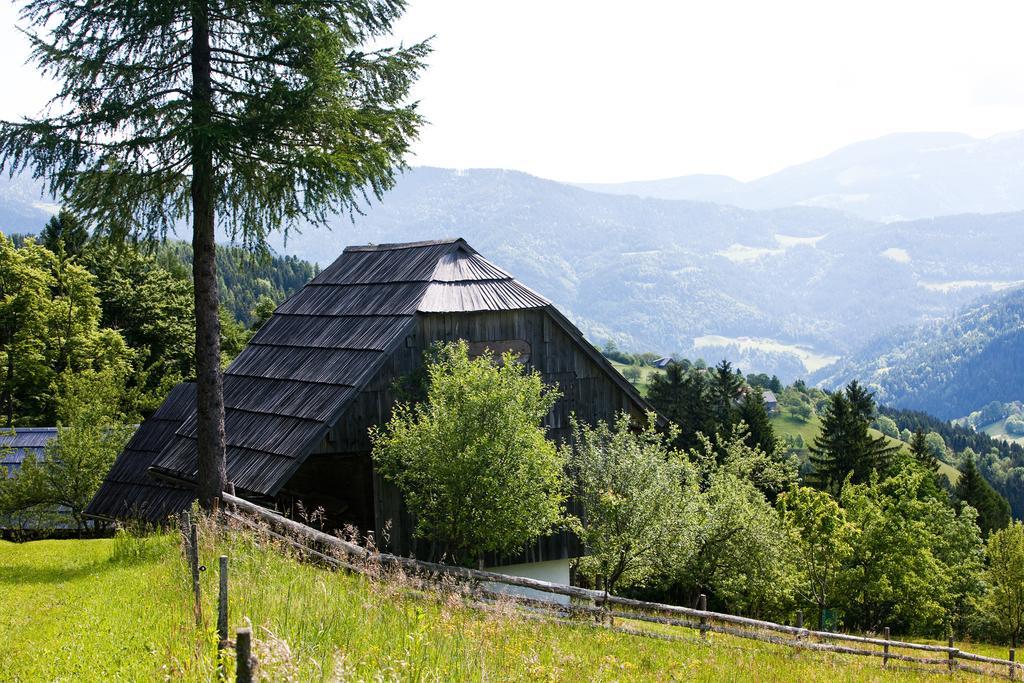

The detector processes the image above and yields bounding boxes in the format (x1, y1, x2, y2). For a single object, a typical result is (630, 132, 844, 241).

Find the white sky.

(3, 0, 1024, 183)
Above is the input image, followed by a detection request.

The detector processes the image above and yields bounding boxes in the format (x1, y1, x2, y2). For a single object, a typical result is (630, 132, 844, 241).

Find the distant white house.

(653, 356, 674, 369)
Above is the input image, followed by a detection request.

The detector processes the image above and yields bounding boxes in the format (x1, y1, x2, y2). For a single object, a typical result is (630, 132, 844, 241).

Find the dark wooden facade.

(286, 308, 648, 560)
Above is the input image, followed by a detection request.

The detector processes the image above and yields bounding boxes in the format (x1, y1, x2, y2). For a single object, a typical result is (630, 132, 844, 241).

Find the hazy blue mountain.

(813, 287, 1024, 419)
(0, 173, 57, 233)
(261, 168, 1024, 380)
(580, 131, 1024, 222)
(5, 166, 1024, 382)
(581, 173, 745, 203)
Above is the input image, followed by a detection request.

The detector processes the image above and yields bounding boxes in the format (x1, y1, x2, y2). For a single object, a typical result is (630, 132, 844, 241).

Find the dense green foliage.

(955, 457, 1011, 536)
(838, 468, 985, 634)
(779, 487, 854, 629)
(371, 341, 567, 564)
(0, 231, 315, 422)
(880, 405, 1024, 519)
(567, 414, 689, 593)
(0, 234, 133, 425)
(986, 522, 1024, 647)
(645, 359, 778, 456)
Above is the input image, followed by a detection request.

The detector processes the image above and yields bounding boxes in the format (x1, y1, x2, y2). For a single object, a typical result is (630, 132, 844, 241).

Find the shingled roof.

(90, 238, 654, 522)
(148, 238, 555, 498)
(1, 427, 57, 476)
(84, 383, 196, 522)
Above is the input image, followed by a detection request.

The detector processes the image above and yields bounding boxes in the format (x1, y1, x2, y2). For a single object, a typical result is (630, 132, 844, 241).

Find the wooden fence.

(216, 491, 1023, 680)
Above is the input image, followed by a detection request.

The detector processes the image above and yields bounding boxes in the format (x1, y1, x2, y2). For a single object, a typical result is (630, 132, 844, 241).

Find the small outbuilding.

(87, 238, 656, 577)
(0, 427, 57, 477)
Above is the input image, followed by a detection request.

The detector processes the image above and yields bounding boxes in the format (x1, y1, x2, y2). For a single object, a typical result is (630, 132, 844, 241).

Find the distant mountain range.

(579, 131, 1024, 222)
(4, 132, 1024, 384)
(263, 168, 1024, 383)
(813, 286, 1024, 419)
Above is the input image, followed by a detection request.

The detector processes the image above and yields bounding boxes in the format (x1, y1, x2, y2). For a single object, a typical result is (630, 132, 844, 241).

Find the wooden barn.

(87, 238, 655, 580)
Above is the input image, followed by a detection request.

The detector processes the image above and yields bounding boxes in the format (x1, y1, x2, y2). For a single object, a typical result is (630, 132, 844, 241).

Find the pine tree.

(710, 359, 743, 433)
(0, 0, 429, 506)
(40, 210, 89, 259)
(909, 428, 938, 471)
(737, 386, 777, 455)
(808, 383, 900, 494)
(646, 362, 716, 451)
(956, 457, 1011, 536)
(844, 379, 875, 422)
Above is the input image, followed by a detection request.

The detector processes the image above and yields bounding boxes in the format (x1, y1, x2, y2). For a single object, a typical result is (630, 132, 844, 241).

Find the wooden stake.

(190, 522, 202, 626)
(882, 627, 890, 667)
(948, 633, 957, 672)
(1011, 648, 1016, 681)
(236, 627, 253, 683)
(217, 555, 229, 650)
(698, 594, 708, 641)
(179, 511, 192, 562)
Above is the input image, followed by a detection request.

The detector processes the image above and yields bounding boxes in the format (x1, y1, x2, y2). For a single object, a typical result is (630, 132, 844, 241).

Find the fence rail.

(220, 491, 1024, 680)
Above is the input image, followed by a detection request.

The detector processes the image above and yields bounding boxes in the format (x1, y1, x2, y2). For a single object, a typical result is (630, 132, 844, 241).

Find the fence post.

(179, 511, 192, 562)
(1011, 648, 1016, 681)
(698, 594, 708, 641)
(948, 633, 957, 672)
(882, 627, 890, 667)
(236, 627, 254, 683)
(218, 556, 229, 651)
(190, 521, 202, 626)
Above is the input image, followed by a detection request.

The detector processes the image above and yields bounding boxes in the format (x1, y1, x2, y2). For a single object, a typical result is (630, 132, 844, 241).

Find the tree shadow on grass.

(0, 557, 127, 585)
(0, 550, 161, 585)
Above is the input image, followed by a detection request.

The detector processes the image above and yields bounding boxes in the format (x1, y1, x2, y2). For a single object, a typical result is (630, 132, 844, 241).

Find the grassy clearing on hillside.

(1, 525, 995, 681)
(608, 361, 664, 396)
(981, 420, 1024, 446)
(771, 412, 962, 485)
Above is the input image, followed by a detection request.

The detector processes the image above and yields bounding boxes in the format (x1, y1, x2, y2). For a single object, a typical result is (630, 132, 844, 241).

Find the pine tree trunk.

(190, 0, 226, 509)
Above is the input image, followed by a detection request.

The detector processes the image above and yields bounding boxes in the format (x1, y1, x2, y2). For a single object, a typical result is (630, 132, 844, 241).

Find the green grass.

(981, 420, 1024, 446)
(609, 361, 664, 396)
(771, 411, 961, 485)
(0, 525, 993, 681)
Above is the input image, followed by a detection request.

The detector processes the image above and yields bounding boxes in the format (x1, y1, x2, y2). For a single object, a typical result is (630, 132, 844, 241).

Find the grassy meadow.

(981, 420, 1024, 447)
(0, 521, 996, 682)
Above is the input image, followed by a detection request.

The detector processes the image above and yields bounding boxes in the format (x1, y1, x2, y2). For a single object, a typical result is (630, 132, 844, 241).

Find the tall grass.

(0, 516, 993, 681)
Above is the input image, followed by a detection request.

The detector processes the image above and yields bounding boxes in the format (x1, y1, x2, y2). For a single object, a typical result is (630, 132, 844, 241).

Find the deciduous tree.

(567, 413, 690, 594)
(780, 486, 854, 629)
(371, 341, 566, 565)
(986, 522, 1024, 647)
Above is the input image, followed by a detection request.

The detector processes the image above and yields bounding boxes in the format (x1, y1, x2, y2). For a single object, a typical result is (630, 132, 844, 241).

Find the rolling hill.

(813, 286, 1024, 419)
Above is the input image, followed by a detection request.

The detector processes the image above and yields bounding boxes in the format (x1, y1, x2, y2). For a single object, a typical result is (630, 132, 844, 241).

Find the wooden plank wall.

(289, 308, 645, 561)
